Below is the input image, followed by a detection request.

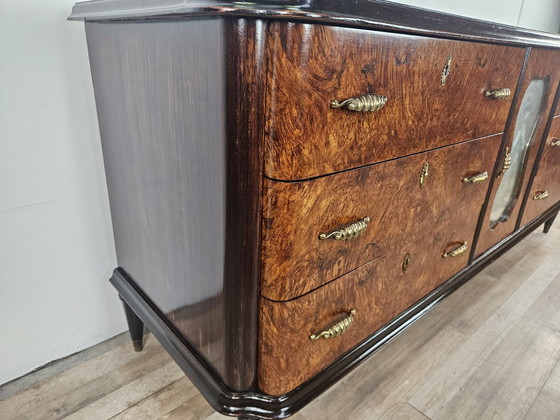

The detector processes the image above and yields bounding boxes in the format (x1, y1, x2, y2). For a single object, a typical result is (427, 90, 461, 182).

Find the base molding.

(112, 203, 559, 420)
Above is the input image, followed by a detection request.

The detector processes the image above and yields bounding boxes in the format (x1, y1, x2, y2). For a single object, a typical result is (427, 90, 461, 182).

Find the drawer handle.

(551, 138, 560, 147)
(442, 242, 468, 258)
(419, 162, 430, 188)
(498, 147, 512, 178)
(485, 88, 511, 100)
(402, 252, 411, 273)
(462, 171, 489, 184)
(330, 93, 387, 112)
(441, 53, 452, 86)
(310, 310, 356, 341)
(533, 191, 549, 200)
(319, 217, 371, 241)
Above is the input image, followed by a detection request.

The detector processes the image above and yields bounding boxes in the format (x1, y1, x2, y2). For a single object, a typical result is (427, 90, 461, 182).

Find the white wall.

(0, 0, 126, 385)
(395, 0, 560, 32)
(0, 0, 558, 386)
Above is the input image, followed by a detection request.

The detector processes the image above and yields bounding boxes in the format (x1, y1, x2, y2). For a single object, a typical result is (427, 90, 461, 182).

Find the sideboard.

(69, 1, 560, 418)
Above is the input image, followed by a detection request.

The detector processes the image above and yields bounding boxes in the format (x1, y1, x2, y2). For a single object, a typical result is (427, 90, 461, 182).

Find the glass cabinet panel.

(489, 79, 547, 228)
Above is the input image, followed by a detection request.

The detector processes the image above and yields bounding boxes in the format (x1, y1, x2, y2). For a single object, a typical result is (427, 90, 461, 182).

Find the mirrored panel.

(490, 79, 547, 228)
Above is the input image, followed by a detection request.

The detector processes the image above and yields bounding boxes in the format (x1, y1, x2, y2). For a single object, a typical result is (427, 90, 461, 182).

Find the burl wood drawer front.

(521, 116, 560, 226)
(264, 22, 525, 180)
(261, 134, 502, 301)
(259, 234, 476, 396)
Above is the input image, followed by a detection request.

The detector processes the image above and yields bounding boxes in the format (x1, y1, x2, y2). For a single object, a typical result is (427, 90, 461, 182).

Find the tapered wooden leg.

(120, 296, 145, 352)
(543, 212, 558, 234)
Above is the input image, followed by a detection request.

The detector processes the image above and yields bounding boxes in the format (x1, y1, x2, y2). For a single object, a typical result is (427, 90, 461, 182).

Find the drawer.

(521, 116, 560, 226)
(264, 22, 525, 180)
(261, 134, 502, 301)
(258, 237, 471, 396)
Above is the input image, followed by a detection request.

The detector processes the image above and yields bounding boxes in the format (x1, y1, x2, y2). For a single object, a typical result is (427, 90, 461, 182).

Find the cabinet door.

(475, 48, 560, 258)
(520, 116, 560, 225)
(264, 22, 525, 180)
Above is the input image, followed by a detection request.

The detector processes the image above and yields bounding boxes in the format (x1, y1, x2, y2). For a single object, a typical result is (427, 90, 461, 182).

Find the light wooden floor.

(2, 222, 560, 420)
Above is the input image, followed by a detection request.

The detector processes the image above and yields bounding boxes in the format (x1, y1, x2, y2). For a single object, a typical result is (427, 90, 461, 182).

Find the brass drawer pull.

(330, 93, 387, 112)
(419, 162, 430, 188)
(319, 217, 371, 241)
(533, 191, 549, 200)
(498, 147, 512, 178)
(485, 88, 511, 100)
(551, 138, 560, 147)
(462, 171, 489, 184)
(442, 242, 468, 258)
(402, 252, 411, 273)
(310, 310, 356, 341)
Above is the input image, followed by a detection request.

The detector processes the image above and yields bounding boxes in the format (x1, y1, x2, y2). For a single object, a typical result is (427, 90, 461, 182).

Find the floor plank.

(1, 223, 559, 420)
(524, 359, 560, 420)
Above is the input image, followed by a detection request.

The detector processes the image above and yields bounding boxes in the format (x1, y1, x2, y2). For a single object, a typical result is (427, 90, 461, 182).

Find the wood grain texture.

(474, 48, 560, 258)
(261, 134, 502, 301)
(264, 22, 524, 180)
(86, 18, 264, 391)
(86, 18, 229, 383)
(521, 116, 560, 226)
(221, 18, 267, 390)
(69, 0, 560, 53)
(259, 132, 502, 395)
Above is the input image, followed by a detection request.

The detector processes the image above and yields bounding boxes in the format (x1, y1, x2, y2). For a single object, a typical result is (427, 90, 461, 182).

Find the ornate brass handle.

(319, 217, 371, 241)
(330, 93, 387, 112)
(462, 171, 489, 184)
(551, 138, 560, 147)
(419, 162, 430, 188)
(533, 191, 549, 200)
(485, 88, 511, 100)
(498, 147, 512, 178)
(310, 310, 356, 341)
(442, 242, 468, 258)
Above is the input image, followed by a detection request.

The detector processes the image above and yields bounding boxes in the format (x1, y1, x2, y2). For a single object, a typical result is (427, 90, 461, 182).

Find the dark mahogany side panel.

(86, 18, 261, 391)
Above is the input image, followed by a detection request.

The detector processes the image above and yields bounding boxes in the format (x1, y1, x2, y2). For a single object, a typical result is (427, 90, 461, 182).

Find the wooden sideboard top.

(68, 0, 560, 48)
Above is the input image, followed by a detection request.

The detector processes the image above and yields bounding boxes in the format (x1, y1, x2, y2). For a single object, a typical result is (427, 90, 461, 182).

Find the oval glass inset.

(489, 79, 547, 228)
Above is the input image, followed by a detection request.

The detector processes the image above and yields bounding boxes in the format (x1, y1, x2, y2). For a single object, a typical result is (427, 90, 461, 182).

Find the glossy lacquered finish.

(474, 48, 560, 258)
(86, 18, 265, 391)
(264, 23, 523, 180)
(261, 134, 502, 301)
(68, 0, 560, 50)
(521, 116, 560, 225)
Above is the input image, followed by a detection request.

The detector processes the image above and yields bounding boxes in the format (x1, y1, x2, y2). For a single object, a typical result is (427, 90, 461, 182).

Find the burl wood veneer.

(264, 23, 524, 180)
(70, 1, 560, 418)
(474, 48, 560, 258)
(261, 134, 502, 301)
(521, 116, 560, 226)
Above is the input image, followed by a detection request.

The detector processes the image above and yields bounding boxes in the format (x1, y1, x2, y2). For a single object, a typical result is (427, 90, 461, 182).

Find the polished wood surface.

(521, 116, 560, 225)
(4, 223, 560, 419)
(474, 48, 560, 258)
(261, 134, 501, 301)
(86, 19, 264, 391)
(69, 0, 560, 51)
(264, 22, 523, 180)
(74, 1, 560, 416)
(221, 18, 267, 390)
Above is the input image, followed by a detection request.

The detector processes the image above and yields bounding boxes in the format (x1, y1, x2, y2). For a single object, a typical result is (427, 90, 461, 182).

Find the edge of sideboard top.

(68, 0, 560, 49)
